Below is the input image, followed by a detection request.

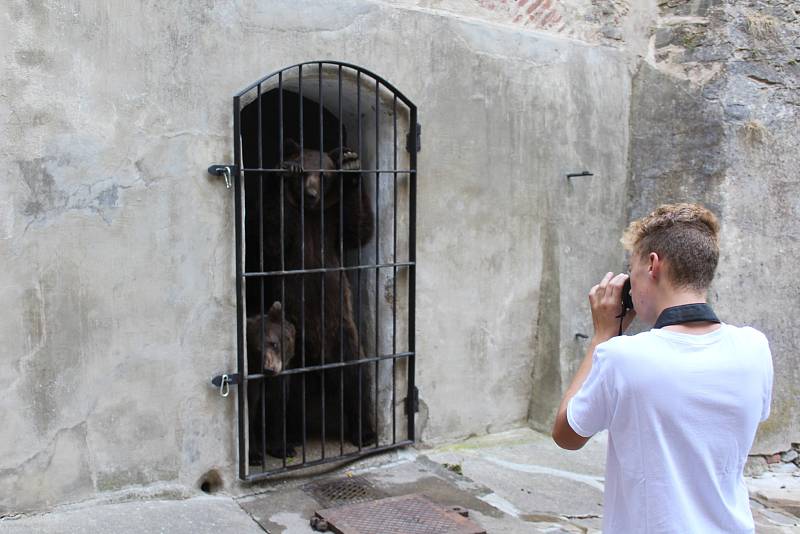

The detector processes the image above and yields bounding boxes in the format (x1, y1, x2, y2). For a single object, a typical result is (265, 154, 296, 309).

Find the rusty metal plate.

(314, 494, 486, 534)
(303, 476, 387, 509)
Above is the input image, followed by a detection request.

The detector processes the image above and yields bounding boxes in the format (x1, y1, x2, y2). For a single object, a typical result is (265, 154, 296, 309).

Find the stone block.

(654, 28, 674, 48)
(745, 456, 769, 477)
(755, 489, 800, 512)
(769, 462, 799, 474)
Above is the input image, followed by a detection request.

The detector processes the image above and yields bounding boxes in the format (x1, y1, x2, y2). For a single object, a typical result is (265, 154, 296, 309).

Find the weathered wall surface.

(0, 0, 631, 512)
(511, 0, 800, 456)
(626, 0, 800, 453)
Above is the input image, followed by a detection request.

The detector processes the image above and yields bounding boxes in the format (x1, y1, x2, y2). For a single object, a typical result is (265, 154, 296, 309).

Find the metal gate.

(211, 61, 418, 481)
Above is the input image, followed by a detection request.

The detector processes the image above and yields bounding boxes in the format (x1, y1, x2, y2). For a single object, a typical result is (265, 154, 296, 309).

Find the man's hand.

(552, 271, 636, 450)
(589, 272, 636, 342)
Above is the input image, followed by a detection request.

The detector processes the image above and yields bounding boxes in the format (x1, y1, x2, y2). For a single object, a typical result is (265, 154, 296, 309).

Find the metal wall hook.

(566, 171, 594, 180)
(208, 164, 235, 189)
(211, 373, 239, 397)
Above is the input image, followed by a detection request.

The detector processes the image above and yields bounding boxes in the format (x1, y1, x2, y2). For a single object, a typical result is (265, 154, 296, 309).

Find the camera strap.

(654, 303, 720, 329)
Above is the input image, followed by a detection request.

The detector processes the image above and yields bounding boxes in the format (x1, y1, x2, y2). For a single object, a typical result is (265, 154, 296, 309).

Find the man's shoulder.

(594, 330, 663, 363)
(728, 324, 768, 342)
(596, 324, 770, 360)
(722, 324, 771, 353)
(597, 330, 662, 351)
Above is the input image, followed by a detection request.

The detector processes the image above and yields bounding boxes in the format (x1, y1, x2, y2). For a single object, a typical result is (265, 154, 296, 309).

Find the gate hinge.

(406, 123, 421, 153)
(406, 386, 419, 414)
(208, 164, 236, 189)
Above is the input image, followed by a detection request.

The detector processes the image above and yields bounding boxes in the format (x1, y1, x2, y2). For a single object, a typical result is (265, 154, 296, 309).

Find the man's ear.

(649, 252, 661, 279)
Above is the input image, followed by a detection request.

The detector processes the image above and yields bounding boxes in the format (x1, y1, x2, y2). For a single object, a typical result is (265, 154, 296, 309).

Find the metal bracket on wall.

(208, 164, 236, 188)
(211, 373, 240, 397)
(566, 171, 593, 180)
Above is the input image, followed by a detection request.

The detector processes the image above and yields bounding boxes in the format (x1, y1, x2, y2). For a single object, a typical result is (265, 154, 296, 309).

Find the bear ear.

(246, 316, 262, 343)
(283, 138, 300, 158)
(285, 319, 296, 339)
(268, 301, 282, 321)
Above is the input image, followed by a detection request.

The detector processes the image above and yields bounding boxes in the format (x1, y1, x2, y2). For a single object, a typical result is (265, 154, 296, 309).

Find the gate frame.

(226, 61, 418, 481)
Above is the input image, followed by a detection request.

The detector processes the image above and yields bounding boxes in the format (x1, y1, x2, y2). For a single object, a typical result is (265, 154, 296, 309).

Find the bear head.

(246, 301, 296, 375)
(281, 138, 360, 211)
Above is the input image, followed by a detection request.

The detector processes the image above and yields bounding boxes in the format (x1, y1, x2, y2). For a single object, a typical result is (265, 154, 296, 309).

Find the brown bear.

(246, 301, 297, 462)
(246, 139, 376, 449)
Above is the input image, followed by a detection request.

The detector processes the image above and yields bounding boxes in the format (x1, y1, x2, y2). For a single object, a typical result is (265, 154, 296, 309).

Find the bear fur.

(246, 301, 297, 462)
(245, 139, 376, 449)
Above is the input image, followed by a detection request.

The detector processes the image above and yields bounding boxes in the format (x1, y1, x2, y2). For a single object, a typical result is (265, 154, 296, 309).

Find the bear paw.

(340, 151, 360, 171)
(280, 161, 303, 176)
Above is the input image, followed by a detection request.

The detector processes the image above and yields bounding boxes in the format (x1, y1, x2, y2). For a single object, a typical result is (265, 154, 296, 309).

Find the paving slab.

(747, 470, 800, 512)
(239, 428, 604, 533)
(3, 428, 798, 533)
(238, 454, 531, 533)
(427, 427, 605, 531)
(0, 495, 265, 534)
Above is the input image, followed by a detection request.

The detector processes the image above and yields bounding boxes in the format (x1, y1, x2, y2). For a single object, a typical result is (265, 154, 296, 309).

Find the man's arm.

(552, 337, 604, 450)
(551, 272, 634, 450)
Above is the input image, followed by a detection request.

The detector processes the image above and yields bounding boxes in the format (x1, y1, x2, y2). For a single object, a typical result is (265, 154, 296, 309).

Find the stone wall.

(626, 0, 800, 453)
(520, 0, 800, 455)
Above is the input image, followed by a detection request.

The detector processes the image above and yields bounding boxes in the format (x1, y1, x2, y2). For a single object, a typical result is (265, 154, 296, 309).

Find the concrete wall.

(1, 0, 796, 513)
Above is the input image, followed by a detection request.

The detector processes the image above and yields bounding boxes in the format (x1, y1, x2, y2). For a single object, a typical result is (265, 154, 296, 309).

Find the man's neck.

(657, 291, 707, 312)
(654, 290, 721, 334)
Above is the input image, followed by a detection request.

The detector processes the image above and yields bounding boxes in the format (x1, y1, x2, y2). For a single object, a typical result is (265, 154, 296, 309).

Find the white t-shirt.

(567, 324, 773, 533)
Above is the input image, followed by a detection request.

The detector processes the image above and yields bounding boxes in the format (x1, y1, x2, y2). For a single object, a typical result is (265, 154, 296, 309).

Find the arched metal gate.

(211, 61, 419, 481)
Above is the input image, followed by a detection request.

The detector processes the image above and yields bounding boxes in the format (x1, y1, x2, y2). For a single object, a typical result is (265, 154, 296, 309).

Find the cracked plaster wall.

(0, 0, 630, 513)
(0, 0, 796, 514)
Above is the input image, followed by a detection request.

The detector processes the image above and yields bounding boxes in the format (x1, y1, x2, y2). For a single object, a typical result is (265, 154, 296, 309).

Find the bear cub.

(246, 301, 297, 462)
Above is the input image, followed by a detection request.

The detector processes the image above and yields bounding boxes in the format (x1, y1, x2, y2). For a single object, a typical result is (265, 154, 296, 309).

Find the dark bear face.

(246, 302, 296, 375)
(281, 139, 359, 211)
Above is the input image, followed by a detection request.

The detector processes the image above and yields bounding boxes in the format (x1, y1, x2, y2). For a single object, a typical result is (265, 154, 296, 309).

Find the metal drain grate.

(313, 494, 486, 534)
(303, 476, 387, 508)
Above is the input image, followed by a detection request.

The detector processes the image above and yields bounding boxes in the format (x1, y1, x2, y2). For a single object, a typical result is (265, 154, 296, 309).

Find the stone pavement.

(2, 428, 798, 533)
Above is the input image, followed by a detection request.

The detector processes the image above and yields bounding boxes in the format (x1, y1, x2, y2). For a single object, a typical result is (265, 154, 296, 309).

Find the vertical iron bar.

(233, 96, 247, 479)
(319, 63, 326, 459)
(299, 64, 307, 464)
(407, 106, 417, 442)
(279, 72, 287, 468)
(338, 65, 345, 456)
(374, 79, 380, 448)
(356, 71, 363, 452)
(257, 83, 268, 471)
(392, 95, 397, 445)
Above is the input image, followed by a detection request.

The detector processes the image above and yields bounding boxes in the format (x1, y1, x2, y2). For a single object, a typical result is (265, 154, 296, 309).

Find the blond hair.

(622, 203, 720, 291)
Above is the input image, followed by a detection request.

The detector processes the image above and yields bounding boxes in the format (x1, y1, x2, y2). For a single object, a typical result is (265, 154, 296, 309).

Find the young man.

(552, 203, 773, 533)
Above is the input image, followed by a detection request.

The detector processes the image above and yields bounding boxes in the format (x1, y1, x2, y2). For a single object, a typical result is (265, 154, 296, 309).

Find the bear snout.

(304, 174, 321, 206)
(264, 352, 283, 375)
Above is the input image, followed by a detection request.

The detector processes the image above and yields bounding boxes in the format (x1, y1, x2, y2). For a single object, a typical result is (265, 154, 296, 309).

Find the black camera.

(622, 278, 634, 312)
